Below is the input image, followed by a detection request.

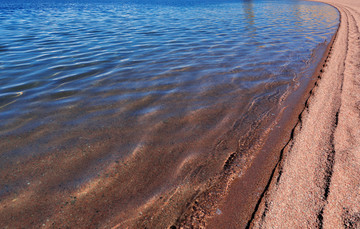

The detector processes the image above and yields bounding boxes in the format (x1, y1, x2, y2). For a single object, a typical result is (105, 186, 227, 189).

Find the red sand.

(1, 1, 358, 228)
(204, 1, 360, 228)
(236, 0, 360, 228)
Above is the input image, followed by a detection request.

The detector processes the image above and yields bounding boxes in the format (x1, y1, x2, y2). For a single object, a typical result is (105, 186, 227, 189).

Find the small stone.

(216, 208, 222, 215)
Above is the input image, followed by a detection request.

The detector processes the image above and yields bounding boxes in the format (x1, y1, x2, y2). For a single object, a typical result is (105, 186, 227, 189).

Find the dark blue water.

(0, 0, 338, 227)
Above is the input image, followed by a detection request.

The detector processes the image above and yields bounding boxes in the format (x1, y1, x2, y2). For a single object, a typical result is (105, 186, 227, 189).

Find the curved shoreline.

(192, 0, 360, 227)
(0, 1, 353, 228)
(178, 1, 343, 228)
(246, 0, 360, 227)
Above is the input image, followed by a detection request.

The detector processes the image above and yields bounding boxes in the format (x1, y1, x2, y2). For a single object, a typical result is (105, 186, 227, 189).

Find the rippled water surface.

(0, 0, 338, 227)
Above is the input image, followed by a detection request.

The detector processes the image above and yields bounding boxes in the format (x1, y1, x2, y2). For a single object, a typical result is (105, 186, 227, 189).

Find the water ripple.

(0, 0, 339, 226)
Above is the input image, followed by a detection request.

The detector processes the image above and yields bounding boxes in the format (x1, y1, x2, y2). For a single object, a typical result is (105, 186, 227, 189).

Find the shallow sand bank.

(203, 0, 360, 228)
(247, 0, 360, 227)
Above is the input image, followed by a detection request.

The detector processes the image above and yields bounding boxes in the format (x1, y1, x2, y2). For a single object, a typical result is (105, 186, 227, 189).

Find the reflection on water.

(0, 0, 338, 228)
(243, 0, 256, 38)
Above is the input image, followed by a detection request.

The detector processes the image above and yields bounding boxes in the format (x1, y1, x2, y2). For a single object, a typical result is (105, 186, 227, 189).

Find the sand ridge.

(248, 0, 360, 228)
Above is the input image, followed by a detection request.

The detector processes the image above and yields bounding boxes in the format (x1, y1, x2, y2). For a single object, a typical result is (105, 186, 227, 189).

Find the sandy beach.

(246, 0, 360, 227)
(202, 0, 360, 228)
(0, 0, 355, 228)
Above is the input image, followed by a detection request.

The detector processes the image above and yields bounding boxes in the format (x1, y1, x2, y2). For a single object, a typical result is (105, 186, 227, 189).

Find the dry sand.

(246, 0, 360, 228)
(0, 1, 358, 229)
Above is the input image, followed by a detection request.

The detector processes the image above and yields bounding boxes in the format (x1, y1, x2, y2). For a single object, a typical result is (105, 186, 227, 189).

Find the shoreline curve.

(247, 0, 360, 228)
(179, 1, 344, 228)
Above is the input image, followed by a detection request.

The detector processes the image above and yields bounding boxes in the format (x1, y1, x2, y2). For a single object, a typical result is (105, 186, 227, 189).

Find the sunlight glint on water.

(0, 0, 338, 227)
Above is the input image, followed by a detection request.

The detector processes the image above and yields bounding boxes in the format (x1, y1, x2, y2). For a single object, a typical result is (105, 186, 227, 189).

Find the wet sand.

(234, 0, 360, 228)
(203, 0, 360, 228)
(0, 1, 346, 229)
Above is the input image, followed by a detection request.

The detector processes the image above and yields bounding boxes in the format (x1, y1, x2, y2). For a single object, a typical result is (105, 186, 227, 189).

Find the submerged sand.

(0, 1, 357, 228)
(246, 0, 360, 228)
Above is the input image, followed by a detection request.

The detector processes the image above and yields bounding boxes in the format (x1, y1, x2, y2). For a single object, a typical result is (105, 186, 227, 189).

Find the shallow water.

(0, 0, 338, 227)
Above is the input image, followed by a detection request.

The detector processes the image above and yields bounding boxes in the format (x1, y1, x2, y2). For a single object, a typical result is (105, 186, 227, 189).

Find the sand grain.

(249, 1, 360, 228)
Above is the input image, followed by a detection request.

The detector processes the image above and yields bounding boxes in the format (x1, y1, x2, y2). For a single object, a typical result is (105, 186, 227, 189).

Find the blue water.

(0, 0, 338, 131)
(0, 0, 338, 227)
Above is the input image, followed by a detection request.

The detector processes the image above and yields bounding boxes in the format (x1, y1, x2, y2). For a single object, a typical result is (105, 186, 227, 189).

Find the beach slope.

(249, 0, 360, 227)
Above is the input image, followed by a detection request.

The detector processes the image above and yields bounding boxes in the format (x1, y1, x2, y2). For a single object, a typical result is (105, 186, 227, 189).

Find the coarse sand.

(248, 0, 360, 228)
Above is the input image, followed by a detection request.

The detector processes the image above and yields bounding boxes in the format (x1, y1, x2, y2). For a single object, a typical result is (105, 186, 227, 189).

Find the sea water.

(0, 0, 338, 227)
